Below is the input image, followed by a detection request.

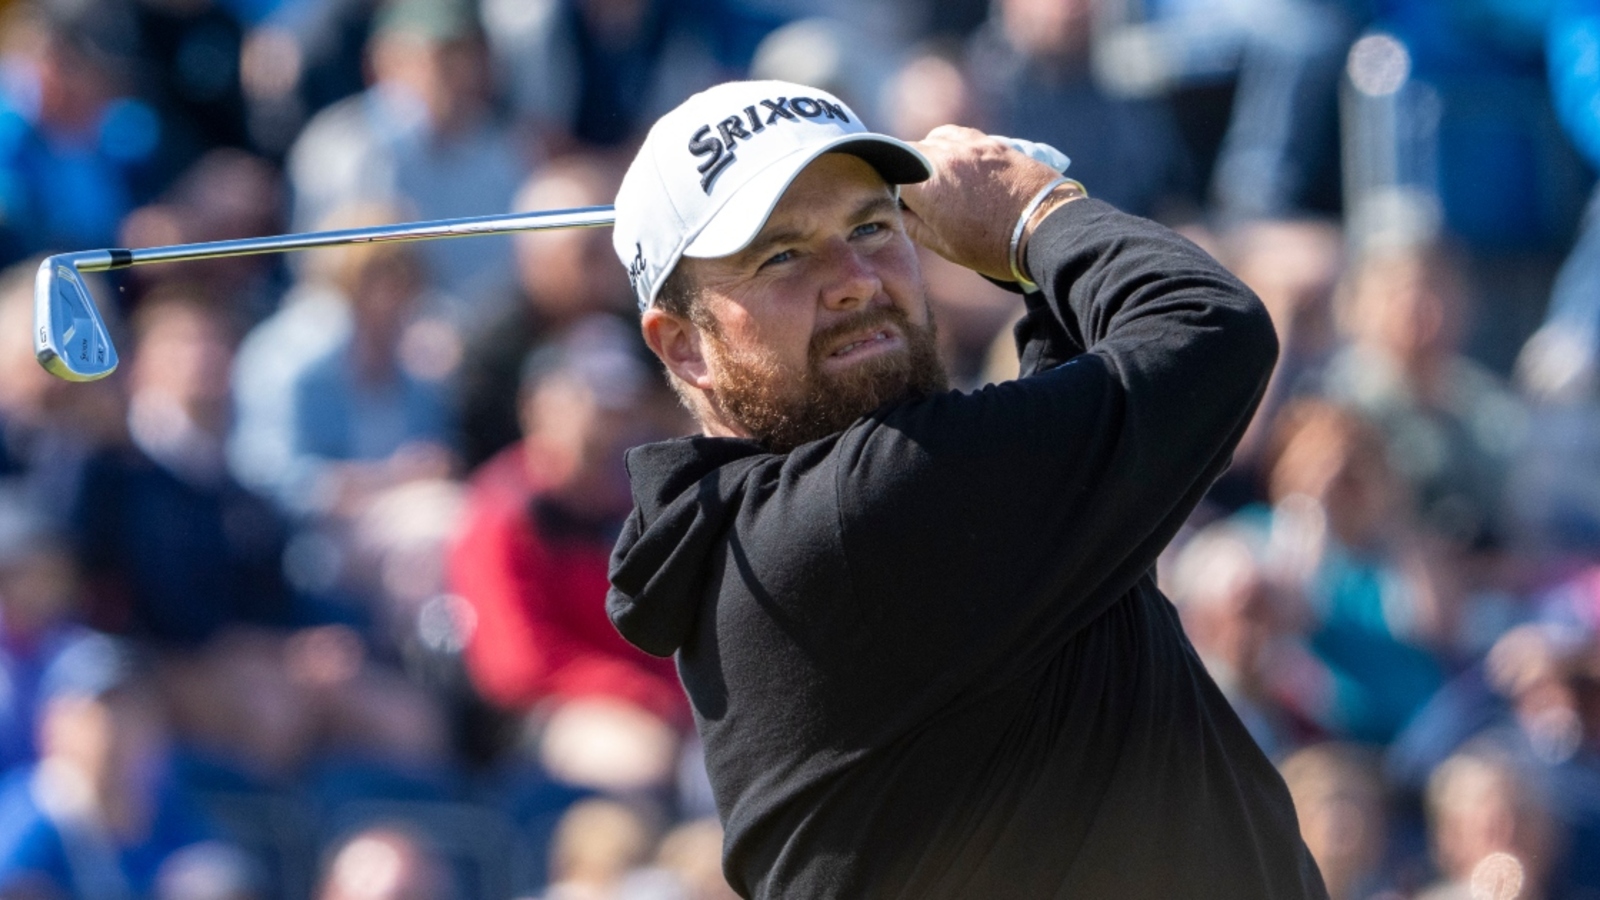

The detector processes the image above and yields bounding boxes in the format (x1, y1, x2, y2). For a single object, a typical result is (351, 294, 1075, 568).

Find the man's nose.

(818, 241, 882, 311)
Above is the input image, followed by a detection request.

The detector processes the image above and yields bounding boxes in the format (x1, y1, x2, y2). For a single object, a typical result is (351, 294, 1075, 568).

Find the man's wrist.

(1011, 179, 1088, 291)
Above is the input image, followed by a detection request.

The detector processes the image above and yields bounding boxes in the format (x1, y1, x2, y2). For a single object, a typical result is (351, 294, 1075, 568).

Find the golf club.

(34, 204, 617, 382)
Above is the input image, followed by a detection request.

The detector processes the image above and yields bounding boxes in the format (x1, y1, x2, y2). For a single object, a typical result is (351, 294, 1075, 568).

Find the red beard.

(706, 305, 949, 453)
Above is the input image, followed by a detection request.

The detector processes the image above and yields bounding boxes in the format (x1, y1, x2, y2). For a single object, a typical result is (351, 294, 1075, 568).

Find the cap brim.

(682, 134, 931, 261)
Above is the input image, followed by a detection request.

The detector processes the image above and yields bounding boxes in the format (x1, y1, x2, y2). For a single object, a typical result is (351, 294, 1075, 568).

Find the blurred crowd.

(0, 0, 1598, 897)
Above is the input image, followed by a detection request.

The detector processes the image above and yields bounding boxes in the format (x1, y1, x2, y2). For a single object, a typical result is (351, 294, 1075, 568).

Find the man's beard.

(705, 305, 949, 453)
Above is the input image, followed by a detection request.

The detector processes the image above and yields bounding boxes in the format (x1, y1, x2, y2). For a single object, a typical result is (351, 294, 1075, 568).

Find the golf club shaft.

(68, 204, 617, 273)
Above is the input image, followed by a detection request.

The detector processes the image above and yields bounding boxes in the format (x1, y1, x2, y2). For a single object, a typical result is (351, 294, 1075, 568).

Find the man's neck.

(690, 395, 749, 442)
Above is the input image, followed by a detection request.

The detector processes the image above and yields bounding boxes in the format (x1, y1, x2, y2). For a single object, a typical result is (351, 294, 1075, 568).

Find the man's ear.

(641, 308, 713, 390)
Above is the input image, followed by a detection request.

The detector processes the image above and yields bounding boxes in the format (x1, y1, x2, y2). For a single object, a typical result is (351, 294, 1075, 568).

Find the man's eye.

(762, 249, 795, 268)
(853, 222, 884, 238)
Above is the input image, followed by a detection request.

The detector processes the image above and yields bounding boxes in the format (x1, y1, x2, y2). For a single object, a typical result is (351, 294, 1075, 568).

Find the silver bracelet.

(1008, 175, 1071, 292)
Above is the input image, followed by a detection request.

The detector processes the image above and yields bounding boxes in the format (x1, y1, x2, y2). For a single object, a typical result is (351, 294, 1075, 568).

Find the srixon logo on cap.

(688, 96, 851, 193)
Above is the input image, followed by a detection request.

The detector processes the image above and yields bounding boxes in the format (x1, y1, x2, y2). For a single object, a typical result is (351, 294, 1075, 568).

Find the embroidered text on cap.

(689, 96, 852, 193)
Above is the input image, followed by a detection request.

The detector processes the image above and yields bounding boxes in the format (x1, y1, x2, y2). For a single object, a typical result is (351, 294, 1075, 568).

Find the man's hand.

(900, 127, 1069, 282)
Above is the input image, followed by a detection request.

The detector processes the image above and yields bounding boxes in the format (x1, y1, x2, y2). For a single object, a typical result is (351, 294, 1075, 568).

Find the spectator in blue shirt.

(0, 5, 176, 269)
(0, 490, 89, 776)
(0, 634, 227, 900)
(1527, 0, 1600, 390)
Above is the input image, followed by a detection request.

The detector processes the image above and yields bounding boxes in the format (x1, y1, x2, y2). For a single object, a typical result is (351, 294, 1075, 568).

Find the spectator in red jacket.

(449, 317, 688, 790)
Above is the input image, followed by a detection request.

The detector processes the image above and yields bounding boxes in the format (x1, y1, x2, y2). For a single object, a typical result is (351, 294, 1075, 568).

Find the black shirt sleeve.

(830, 197, 1277, 680)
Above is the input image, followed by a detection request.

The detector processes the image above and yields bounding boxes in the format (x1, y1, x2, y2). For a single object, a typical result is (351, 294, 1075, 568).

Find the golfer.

(607, 80, 1328, 900)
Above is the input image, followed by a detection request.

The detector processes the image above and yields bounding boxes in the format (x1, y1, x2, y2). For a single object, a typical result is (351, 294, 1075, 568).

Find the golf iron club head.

(30, 204, 617, 383)
(34, 252, 119, 383)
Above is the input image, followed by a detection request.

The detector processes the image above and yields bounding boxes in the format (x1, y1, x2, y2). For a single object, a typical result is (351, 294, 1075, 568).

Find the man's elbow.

(1218, 285, 1280, 394)
(1247, 292, 1280, 378)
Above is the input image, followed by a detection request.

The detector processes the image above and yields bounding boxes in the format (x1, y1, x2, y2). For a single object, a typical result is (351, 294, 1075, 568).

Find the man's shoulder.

(625, 436, 773, 507)
(609, 433, 854, 658)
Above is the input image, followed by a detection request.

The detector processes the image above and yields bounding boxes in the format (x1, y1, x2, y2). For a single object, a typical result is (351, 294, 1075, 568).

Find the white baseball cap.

(613, 80, 932, 312)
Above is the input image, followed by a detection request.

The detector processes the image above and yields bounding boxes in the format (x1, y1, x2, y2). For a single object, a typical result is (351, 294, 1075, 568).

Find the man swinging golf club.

(607, 80, 1329, 899)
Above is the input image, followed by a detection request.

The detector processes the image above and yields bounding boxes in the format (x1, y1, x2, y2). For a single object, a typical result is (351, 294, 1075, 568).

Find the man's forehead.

(774, 152, 894, 210)
(745, 155, 896, 246)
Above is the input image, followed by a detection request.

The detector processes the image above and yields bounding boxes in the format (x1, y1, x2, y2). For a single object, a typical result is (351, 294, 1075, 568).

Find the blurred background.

(0, 0, 1597, 897)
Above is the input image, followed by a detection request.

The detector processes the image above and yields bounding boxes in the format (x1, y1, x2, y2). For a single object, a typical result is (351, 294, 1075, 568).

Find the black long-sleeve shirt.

(607, 198, 1329, 899)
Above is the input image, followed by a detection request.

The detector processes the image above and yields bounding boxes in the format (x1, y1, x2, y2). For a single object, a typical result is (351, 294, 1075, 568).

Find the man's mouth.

(829, 329, 897, 359)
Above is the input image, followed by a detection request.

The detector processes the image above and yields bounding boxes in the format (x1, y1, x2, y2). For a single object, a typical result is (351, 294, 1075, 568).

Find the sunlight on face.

(685, 154, 947, 450)
(703, 303, 945, 451)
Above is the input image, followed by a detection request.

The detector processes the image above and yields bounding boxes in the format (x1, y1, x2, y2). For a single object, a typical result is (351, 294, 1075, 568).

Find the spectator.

(480, 0, 726, 154)
(1092, 0, 1363, 218)
(72, 290, 292, 644)
(68, 291, 283, 642)
(965, 0, 1192, 218)
(593, 815, 739, 900)
(1264, 400, 1445, 742)
(1532, 0, 1600, 398)
(0, 489, 85, 773)
(158, 621, 449, 783)
(1211, 0, 1361, 219)
(1393, 656, 1548, 828)
(229, 294, 350, 504)
(539, 799, 655, 900)
(1280, 743, 1394, 900)
(1418, 742, 1560, 900)
(642, 818, 738, 900)
(229, 202, 398, 503)
(237, 0, 380, 157)
(1473, 622, 1600, 897)
(1321, 237, 1525, 550)
(747, 18, 885, 123)
(116, 148, 287, 322)
(1341, 5, 1590, 373)
(0, 2, 178, 266)
(456, 157, 633, 470)
(154, 841, 267, 900)
(101, 0, 255, 157)
(1507, 1, 1600, 552)
(1345, 2, 1587, 259)
(882, 47, 983, 145)
(287, 224, 455, 522)
(317, 825, 452, 900)
(1225, 221, 1344, 396)
(1481, 625, 1589, 767)
(450, 319, 686, 794)
(58, 291, 451, 781)
(286, 0, 523, 305)
(0, 634, 232, 899)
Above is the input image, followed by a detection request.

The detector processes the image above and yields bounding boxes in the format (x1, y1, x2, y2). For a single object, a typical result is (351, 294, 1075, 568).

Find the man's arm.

(899, 127, 1073, 283)
(835, 130, 1277, 675)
